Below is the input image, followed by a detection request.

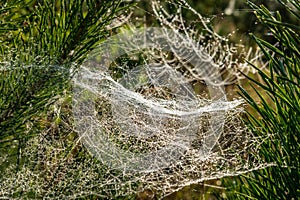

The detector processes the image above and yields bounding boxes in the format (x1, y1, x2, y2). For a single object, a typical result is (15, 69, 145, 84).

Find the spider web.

(73, 25, 244, 172)
(70, 0, 268, 197)
(0, 1, 271, 199)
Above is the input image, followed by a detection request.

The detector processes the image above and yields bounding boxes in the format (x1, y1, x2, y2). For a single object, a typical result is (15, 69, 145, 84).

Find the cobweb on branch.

(70, 0, 269, 197)
(150, 0, 268, 84)
(0, 0, 271, 199)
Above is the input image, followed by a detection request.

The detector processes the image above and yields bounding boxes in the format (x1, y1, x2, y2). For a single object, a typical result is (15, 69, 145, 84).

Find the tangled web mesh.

(0, 1, 271, 199)
(73, 25, 244, 172)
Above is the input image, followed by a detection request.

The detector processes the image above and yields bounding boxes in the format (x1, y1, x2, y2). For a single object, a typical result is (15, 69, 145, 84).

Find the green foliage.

(0, 0, 130, 64)
(1, 0, 299, 198)
(224, 0, 300, 199)
(0, 0, 129, 183)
